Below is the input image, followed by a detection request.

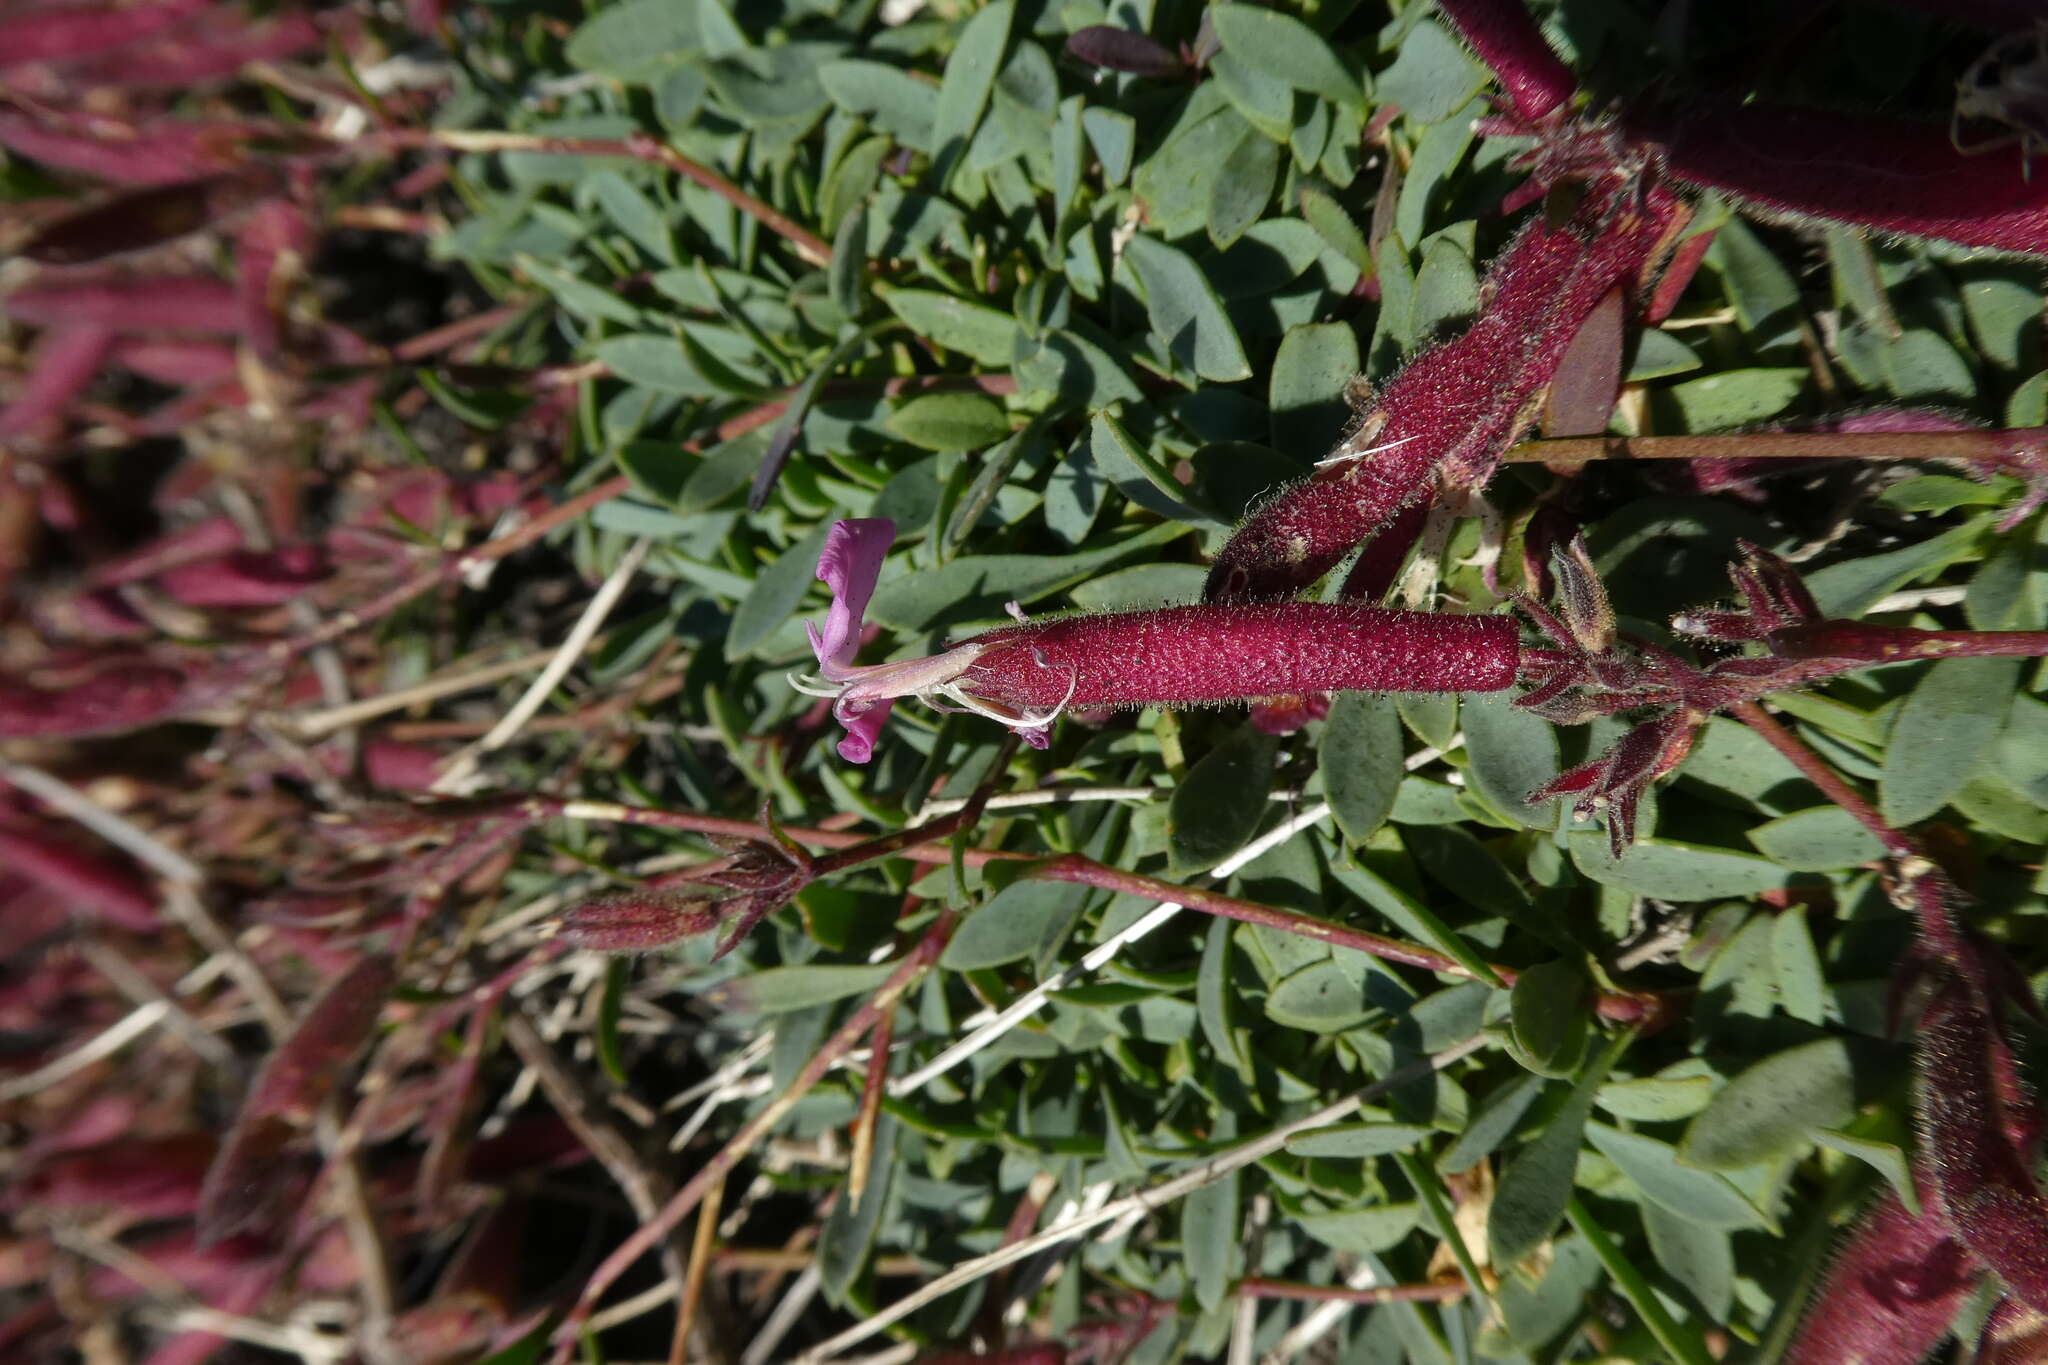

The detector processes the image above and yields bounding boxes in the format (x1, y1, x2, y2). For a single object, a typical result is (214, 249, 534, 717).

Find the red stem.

(1771, 623, 2048, 663)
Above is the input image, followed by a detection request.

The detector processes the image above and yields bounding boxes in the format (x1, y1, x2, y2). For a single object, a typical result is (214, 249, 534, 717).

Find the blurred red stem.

(1729, 700, 1914, 858)
(1024, 853, 1668, 1025)
(363, 128, 832, 266)
(1771, 623, 2048, 662)
(1506, 428, 2048, 463)
(1240, 1277, 1467, 1305)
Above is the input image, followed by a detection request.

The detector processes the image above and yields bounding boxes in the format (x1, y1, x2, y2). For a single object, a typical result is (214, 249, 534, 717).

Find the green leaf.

(1440, 1071, 1546, 1174)
(1270, 321, 1360, 456)
(1374, 20, 1485, 124)
(520, 255, 641, 326)
(931, 0, 1012, 185)
(1082, 107, 1136, 185)
(942, 881, 1089, 970)
(585, 172, 679, 266)
(879, 288, 1020, 366)
(1812, 1127, 1920, 1215)
(865, 522, 1187, 630)
(1286, 1122, 1436, 1158)
(596, 334, 731, 396)
(818, 1116, 897, 1300)
(1595, 1074, 1715, 1122)
(1643, 1201, 1735, 1321)
(1183, 1159, 1238, 1312)
(1169, 723, 1279, 874)
(1207, 128, 1280, 250)
(819, 60, 938, 151)
(1662, 367, 1806, 430)
(725, 524, 830, 661)
(1804, 514, 1988, 616)
(1511, 960, 1590, 1079)
(1585, 1123, 1766, 1229)
(1881, 656, 2020, 825)
(1298, 182, 1373, 276)
(1490, 1031, 1627, 1266)
(1090, 411, 1222, 525)
(1065, 563, 1207, 610)
(1460, 690, 1560, 827)
(1266, 959, 1371, 1032)
(1210, 3, 1362, 108)
(565, 0, 699, 81)
(700, 960, 899, 1014)
(1884, 328, 1975, 403)
(1295, 1202, 1421, 1254)
(1746, 805, 1886, 871)
(1707, 217, 1800, 337)
(1123, 235, 1253, 383)
(1772, 908, 1828, 1026)
(1679, 1037, 1856, 1170)
(1321, 691, 1403, 845)
(1570, 835, 1794, 899)
(887, 391, 1012, 451)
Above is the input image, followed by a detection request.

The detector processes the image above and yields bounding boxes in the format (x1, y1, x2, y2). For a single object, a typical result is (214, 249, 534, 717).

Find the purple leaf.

(1064, 26, 1185, 78)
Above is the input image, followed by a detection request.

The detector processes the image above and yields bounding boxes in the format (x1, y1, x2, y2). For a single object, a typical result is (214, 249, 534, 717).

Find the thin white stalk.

(802, 1034, 1490, 1363)
(0, 759, 201, 884)
(1260, 1261, 1392, 1365)
(433, 536, 651, 793)
(0, 1002, 170, 1101)
(740, 1263, 823, 1365)
(888, 801, 1334, 1097)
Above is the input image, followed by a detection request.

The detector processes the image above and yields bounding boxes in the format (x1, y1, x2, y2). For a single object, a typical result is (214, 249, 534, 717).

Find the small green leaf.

(1297, 182, 1374, 278)
(1295, 1202, 1420, 1254)
(1490, 1032, 1627, 1266)
(1287, 1122, 1436, 1158)
(1771, 909, 1828, 1026)
(700, 960, 899, 1014)
(1123, 235, 1253, 383)
(565, 0, 699, 81)
(879, 288, 1020, 366)
(1090, 411, 1222, 525)
(887, 391, 1012, 451)
(1510, 960, 1590, 1079)
(1662, 367, 1806, 430)
(1440, 1071, 1546, 1174)
(1270, 320, 1360, 456)
(596, 334, 729, 396)
(1746, 805, 1886, 871)
(1183, 1159, 1238, 1312)
(1679, 1038, 1856, 1170)
(1210, 3, 1362, 108)
(1321, 691, 1403, 845)
(931, 0, 1013, 185)
(725, 523, 830, 660)
(1585, 1122, 1766, 1229)
(1374, 20, 1485, 123)
(1207, 128, 1280, 250)
(819, 59, 938, 151)
(1266, 959, 1370, 1032)
(1460, 690, 1560, 827)
(1595, 1074, 1715, 1122)
(1643, 1202, 1735, 1321)
(1170, 723, 1279, 874)
(942, 881, 1089, 971)
(1571, 835, 1794, 899)
(1881, 656, 2020, 825)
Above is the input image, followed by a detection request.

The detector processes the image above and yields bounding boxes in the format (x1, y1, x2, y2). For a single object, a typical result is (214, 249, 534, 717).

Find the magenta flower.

(790, 520, 1521, 762)
(790, 517, 1066, 761)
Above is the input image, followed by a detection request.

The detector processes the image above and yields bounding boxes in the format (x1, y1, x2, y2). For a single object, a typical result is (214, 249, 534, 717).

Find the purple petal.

(834, 698, 895, 764)
(1018, 725, 1052, 749)
(811, 518, 895, 670)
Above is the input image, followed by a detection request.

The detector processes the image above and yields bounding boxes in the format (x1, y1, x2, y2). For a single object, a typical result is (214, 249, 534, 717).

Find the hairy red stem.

(959, 605, 1521, 709)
